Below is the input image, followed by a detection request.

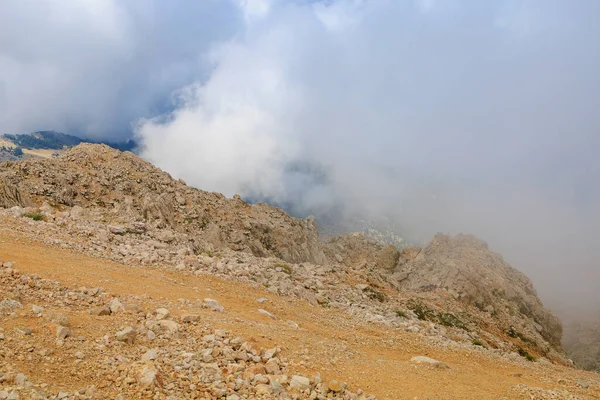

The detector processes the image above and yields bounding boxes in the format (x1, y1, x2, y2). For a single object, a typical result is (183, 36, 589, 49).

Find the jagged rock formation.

(0, 175, 33, 208)
(395, 234, 563, 349)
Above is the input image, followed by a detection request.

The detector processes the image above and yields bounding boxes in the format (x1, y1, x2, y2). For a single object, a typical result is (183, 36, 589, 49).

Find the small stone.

(146, 330, 156, 340)
(577, 380, 589, 389)
(57, 393, 69, 400)
(107, 298, 124, 314)
(258, 309, 275, 319)
(257, 297, 269, 304)
(0, 333, 4, 340)
(410, 356, 449, 369)
(265, 358, 281, 374)
(181, 314, 200, 323)
(90, 306, 111, 316)
(226, 395, 240, 400)
(204, 298, 224, 312)
(115, 326, 136, 344)
(289, 375, 311, 391)
(74, 351, 85, 359)
(141, 349, 158, 362)
(154, 308, 170, 320)
(155, 320, 179, 336)
(14, 327, 32, 336)
(56, 325, 72, 339)
(327, 380, 343, 393)
(14, 373, 27, 386)
(271, 380, 284, 395)
(31, 305, 44, 314)
(0, 299, 23, 314)
(255, 384, 272, 395)
(263, 347, 278, 360)
(137, 362, 159, 387)
(0, 391, 8, 400)
(108, 225, 126, 235)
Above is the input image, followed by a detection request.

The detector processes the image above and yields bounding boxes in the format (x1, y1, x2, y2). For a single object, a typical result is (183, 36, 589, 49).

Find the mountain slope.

(0, 143, 595, 398)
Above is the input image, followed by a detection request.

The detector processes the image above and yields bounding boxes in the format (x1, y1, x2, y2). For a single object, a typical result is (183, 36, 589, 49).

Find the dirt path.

(1, 228, 598, 399)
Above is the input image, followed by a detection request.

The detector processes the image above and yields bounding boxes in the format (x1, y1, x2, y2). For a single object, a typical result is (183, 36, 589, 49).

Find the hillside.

(0, 143, 598, 399)
(0, 131, 136, 162)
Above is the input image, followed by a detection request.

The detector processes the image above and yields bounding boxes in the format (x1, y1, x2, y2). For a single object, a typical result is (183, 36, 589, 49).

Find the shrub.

(517, 346, 536, 361)
(273, 263, 292, 274)
(395, 310, 408, 318)
(472, 339, 485, 347)
(363, 287, 386, 302)
(23, 212, 45, 221)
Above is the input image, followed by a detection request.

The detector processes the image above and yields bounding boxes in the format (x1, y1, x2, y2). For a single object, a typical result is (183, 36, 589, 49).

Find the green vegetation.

(407, 299, 469, 330)
(273, 262, 293, 274)
(472, 339, 485, 347)
(507, 326, 538, 348)
(395, 310, 408, 318)
(4, 131, 83, 149)
(23, 212, 45, 221)
(517, 346, 536, 362)
(363, 287, 386, 302)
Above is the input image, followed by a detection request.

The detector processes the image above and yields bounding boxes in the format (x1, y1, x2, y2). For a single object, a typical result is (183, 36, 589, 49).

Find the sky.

(1, 0, 600, 316)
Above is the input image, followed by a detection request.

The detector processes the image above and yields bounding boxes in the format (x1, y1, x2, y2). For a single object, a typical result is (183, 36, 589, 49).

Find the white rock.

(410, 356, 449, 368)
(31, 304, 44, 314)
(137, 362, 159, 387)
(115, 326, 136, 343)
(14, 373, 27, 386)
(142, 349, 158, 361)
(204, 298, 224, 312)
(289, 375, 311, 391)
(258, 309, 276, 319)
(107, 298, 124, 314)
(154, 308, 170, 320)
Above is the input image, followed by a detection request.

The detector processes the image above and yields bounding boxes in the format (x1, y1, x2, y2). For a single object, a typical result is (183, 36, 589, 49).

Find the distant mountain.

(0, 131, 137, 161)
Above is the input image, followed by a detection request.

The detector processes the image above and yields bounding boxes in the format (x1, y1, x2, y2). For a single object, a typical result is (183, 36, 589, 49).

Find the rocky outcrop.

(395, 233, 563, 349)
(323, 233, 399, 271)
(0, 144, 326, 264)
(0, 175, 32, 208)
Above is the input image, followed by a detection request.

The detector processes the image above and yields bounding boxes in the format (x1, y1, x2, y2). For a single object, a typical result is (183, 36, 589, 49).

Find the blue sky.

(1, 0, 600, 311)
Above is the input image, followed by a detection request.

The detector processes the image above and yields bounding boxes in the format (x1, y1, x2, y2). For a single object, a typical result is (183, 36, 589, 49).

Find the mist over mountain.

(2, 0, 600, 337)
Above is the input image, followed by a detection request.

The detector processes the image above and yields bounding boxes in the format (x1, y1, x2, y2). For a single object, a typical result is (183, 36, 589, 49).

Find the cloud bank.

(2, 1, 600, 315)
(137, 0, 600, 313)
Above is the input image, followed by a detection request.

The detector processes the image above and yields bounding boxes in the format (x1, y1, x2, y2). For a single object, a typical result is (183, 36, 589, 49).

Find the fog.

(2, 0, 600, 318)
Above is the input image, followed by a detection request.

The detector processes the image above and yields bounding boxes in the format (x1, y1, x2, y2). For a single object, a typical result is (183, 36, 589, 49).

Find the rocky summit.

(0, 144, 598, 399)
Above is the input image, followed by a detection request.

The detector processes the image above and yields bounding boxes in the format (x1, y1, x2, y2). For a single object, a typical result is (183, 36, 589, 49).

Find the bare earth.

(1, 227, 598, 400)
